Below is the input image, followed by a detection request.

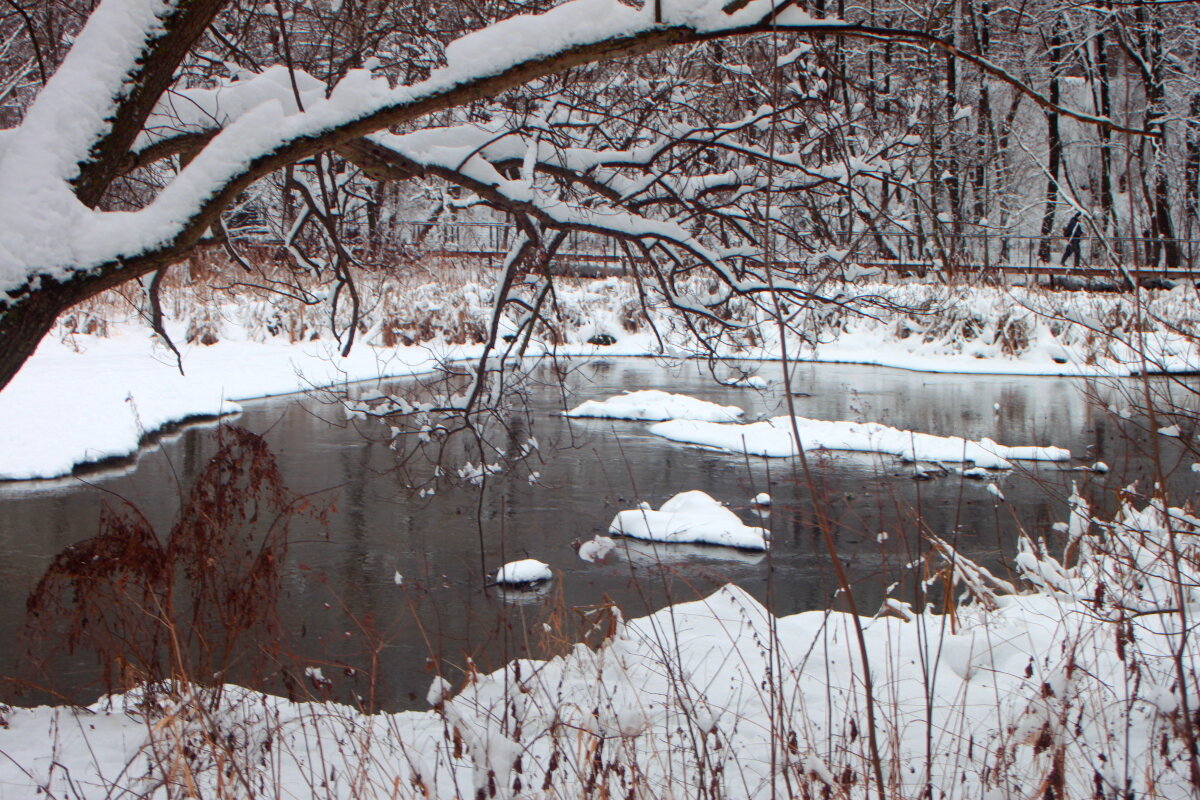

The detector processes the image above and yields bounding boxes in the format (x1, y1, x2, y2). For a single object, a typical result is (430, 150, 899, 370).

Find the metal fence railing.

(387, 221, 1200, 277)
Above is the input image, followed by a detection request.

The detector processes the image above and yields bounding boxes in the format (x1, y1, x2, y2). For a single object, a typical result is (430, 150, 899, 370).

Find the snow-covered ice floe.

(609, 490, 769, 551)
(564, 389, 743, 422)
(649, 415, 1070, 469)
(492, 558, 553, 586)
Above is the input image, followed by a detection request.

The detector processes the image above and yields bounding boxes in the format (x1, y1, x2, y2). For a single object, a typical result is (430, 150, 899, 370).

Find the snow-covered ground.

(1, 276, 1195, 480)
(1, 494, 1195, 799)
(0, 325, 482, 480)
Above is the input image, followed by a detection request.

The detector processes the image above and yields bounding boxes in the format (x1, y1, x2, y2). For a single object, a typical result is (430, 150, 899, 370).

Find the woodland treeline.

(0, 0, 1195, 389)
(3, 0, 1193, 258)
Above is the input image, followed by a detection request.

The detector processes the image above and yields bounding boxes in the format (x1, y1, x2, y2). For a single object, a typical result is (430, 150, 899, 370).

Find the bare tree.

(0, 0, 1168, 394)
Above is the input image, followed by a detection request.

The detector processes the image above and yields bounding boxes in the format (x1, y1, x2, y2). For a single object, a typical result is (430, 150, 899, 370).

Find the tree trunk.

(1095, 20, 1114, 234)
(1037, 24, 1063, 263)
(1187, 91, 1200, 241)
(1140, 7, 1180, 268)
(971, 1, 991, 227)
(0, 289, 64, 393)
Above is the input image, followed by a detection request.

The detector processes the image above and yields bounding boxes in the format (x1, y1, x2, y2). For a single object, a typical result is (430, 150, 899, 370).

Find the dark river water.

(1, 358, 1195, 710)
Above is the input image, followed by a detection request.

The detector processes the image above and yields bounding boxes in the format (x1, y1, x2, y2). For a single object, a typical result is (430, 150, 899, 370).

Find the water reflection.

(612, 538, 768, 566)
(1, 358, 1196, 710)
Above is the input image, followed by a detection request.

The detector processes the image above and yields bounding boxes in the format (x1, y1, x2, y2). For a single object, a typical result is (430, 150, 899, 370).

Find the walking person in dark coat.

(1062, 212, 1083, 267)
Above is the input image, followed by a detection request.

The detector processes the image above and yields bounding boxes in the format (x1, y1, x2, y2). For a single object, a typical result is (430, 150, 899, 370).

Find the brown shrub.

(24, 427, 323, 700)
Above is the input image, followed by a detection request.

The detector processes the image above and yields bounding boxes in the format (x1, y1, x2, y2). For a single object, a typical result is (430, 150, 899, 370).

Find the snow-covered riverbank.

(1, 493, 1196, 799)
(0, 328, 479, 480)
(3, 276, 1198, 798)
(2, 277, 1197, 480)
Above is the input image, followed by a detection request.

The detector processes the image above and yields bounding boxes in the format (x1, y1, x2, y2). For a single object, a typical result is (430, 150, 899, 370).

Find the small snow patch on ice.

(731, 374, 768, 389)
(960, 466, 997, 479)
(304, 667, 330, 688)
(1158, 424, 1181, 437)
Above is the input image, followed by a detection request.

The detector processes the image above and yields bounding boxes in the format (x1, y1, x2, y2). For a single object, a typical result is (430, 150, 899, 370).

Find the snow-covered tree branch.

(0, 0, 1178, 392)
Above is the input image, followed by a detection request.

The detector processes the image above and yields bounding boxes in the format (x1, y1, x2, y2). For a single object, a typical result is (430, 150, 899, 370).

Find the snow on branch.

(0, 0, 1168, 395)
(0, 0, 761, 298)
(1, 0, 1141, 299)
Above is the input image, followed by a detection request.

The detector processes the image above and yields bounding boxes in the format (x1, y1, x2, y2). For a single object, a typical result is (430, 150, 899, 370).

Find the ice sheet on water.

(649, 415, 1070, 469)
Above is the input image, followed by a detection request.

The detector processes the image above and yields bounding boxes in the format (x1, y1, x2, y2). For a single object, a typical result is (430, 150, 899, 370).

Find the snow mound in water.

(493, 559, 552, 585)
(609, 491, 768, 551)
(649, 415, 1069, 469)
(578, 535, 616, 563)
(564, 390, 743, 422)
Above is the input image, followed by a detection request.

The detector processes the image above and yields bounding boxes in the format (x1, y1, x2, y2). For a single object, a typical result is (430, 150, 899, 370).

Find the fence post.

(1027, 239, 1034, 286)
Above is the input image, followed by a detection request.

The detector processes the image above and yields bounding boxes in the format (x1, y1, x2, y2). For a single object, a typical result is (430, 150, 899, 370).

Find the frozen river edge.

(4, 277, 1198, 480)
